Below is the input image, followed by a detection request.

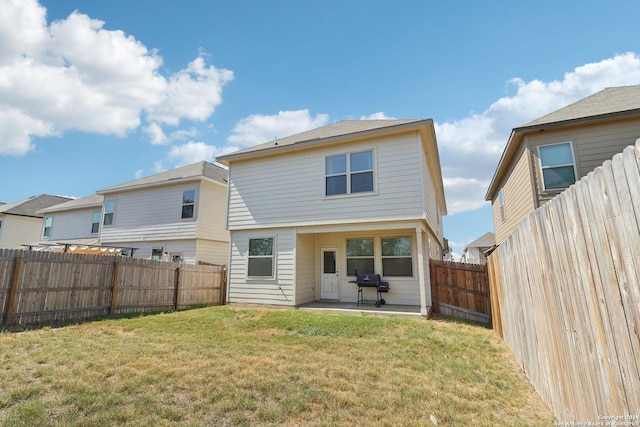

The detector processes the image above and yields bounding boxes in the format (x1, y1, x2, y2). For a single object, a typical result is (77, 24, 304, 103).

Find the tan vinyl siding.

(420, 146, 441, 242)
(227, 132, 425, 230)
(196, 180, 229, 242)
(295, 233, 316, 304)
(527, 118, 640, 205)
(195, 239, 229, 266)
(228, 228, 296, 306)
(493, 146, 537, 244)
(0, 215, 43, 249)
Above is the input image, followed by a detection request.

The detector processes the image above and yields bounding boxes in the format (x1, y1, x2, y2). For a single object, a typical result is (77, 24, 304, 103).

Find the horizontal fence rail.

(488, 141, 640, 422)
(429, 259, 490, 323)
(0, 249, 226, 326)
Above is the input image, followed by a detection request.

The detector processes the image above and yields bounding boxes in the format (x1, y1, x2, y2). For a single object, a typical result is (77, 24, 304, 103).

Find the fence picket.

(0, 250, 225, 326)
(488, 140, 640, 421)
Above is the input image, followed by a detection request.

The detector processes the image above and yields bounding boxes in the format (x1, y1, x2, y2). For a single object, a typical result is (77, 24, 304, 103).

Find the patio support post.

(415, 227, 428, 316)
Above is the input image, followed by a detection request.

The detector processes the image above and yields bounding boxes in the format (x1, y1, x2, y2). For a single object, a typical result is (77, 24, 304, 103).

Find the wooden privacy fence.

(429, 259, 490, 323)
(0, 249, 227, 326)
(488, 141, 640, 422)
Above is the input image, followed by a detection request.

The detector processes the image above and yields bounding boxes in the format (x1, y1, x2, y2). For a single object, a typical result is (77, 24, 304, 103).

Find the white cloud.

(168, 141, 223, 166)
(143, 123, 168, 145)
(227, 109, 330, 147)
(437, 52, 640, 215)
(0, 0, 232, 155)
(360, 112, 395, 120)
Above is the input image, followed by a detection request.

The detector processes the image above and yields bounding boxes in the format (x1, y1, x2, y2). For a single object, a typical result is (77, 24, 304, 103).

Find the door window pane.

(323, 251, 336, 274)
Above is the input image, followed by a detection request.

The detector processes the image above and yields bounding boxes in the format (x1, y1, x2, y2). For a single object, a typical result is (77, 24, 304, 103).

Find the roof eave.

(216, 119, 434, 165)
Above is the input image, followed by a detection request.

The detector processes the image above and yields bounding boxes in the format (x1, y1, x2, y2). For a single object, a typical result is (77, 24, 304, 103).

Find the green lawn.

(0, 306, 553, 426)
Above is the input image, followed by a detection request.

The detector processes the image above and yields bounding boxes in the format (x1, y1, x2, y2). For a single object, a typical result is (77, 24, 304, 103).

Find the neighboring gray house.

(461, 232, 495, 265)
(0, 194, 72, 249)
(36, 194, 104, 246)
(486, 85, 640, 244)
(95, 161, 229, 265)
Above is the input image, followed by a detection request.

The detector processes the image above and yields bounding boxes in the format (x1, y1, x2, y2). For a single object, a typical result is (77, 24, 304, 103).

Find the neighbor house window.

(248, 237, 274, 277)
(43, 217, 53, 237)
(538, 142, 577, 190)
(381, 237, 413, 276)
(182, 190, 195, 219)
(151, 247, 163, 261)
(498, 190, 506, 222)
(91, 211, 101, 233)
(103, 200, 116, 226)
(346, 238, 374, 275)
(325, 150, 374, 196)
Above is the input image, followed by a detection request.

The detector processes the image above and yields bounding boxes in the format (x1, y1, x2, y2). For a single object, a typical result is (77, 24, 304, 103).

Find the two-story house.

(217, 119, 447, 315)
(0, 194, 71, 249)
(460, 232, 495, 265)
(486, 85, 640, 244)
(36, 194, 104, 247)
(95, 161, 229, 265)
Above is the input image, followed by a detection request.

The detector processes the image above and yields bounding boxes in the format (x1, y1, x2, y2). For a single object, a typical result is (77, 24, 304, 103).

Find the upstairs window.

(498, 190, 506, 222)
(91, 211, 101, 234)
(103, 200, 116, 226)
(182, 190, 196, 219)
(538, 142, 577, 190)
(326, 150, 374, 196)
(346, 238, 374, 275)
(248, 238, 274, 277)
(43, 217, 53, 237)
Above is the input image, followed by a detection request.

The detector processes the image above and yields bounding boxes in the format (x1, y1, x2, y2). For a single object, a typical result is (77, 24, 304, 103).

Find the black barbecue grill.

(349, 273, 389, 307)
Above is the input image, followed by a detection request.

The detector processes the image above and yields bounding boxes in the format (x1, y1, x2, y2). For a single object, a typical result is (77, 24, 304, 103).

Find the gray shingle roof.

(464, 232, 495, 251)
(97, 161, 228, 194)
(0, 194, 73, 218)
(37, 194, 104, 214)
(519, 85, 640, 129)
(217, 119, 431, 163)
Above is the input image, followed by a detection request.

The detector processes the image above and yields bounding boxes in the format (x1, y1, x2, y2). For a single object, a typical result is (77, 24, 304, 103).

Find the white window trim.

(246, 236, 276, 279)
(537, 141, 577, 192)
(103, 199, 116, 227)
(324, 149, 377, 198)
(91, 211, 101, 234)
(43, 217, 53, 238)
(181, 188, 197, 220)
(381, 236, 415, 278)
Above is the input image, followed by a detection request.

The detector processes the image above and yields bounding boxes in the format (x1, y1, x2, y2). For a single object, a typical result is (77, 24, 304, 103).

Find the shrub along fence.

(0, 249, 226, 326)
(429, 259, 490, 323)
(487, 142, 640, 422)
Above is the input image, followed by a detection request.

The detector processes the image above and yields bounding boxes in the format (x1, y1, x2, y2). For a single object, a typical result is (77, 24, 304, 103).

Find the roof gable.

(97, 161, 228, 194)
(37, 194, 104, 214)
(464, 232, 495, 251)
(216, 119, 431, 163)
(0, 194, 72, 218)
(486, 85, 640, 200)
(521, 85, 640, 129)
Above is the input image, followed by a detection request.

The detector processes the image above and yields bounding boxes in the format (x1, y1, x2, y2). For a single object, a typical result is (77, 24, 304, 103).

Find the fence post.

(173, 267, 180, 310)
(110, 261, 120, 314)
(2, 256, 22, 326)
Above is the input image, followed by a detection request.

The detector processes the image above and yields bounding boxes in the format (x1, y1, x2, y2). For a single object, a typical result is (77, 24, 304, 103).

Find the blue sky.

(1, 0, 640, 258)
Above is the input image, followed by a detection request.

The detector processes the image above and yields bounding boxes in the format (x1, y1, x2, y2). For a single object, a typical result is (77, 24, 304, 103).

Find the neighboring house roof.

(96, 161, 228, 194)
(217, 119, 447, 214)
(464, 232, 495, 252)
(486, 85, 640, 200)
(216, 119, 432, 162)
(0, 194, 72, 218)
(37, 194, 104, 214)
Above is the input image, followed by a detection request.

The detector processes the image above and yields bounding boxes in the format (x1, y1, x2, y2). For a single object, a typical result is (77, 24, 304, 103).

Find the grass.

(0, 306, 553, 426)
